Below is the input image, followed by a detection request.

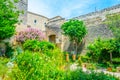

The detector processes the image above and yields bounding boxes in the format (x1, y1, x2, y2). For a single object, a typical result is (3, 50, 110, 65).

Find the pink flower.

(15, 27, 45, 43)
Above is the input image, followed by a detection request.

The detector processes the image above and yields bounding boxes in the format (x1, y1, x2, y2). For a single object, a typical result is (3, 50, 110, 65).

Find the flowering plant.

(15, 28, 45, 43)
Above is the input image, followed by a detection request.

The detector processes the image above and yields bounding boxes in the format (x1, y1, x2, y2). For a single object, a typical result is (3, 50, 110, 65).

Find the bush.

(23, 40, 55, 52)
(11, 51, 119, 80)
(23, 39, 64, 66)
(65, 69, 119, 80)
(81, 55, 90, 62)
(0, 58, 10, 79)
(15, 28, 45, 43)
(86, 38, 120, 64)
(12, 51, 65, 80)
(5, 42, 14, 58)
(0, 42, 14, 58)
(112, 58, 120, 63)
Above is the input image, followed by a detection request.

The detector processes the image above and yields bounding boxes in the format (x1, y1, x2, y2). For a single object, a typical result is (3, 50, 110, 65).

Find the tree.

(87, 38, 119, 64)
(0, 0, 19, 40)
(61, 19, 87, 54)
(105, 13, 120, 40)
(105, 13, 120, 61)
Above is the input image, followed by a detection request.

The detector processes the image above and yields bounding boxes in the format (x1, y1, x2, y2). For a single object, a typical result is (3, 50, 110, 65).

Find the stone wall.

(73, 4, 120, 22)
(65, 4, 120, 53)
(27, 11, 49, 32)
(16, 0, 28, 25)
(45, 17, 65, 49)
(49, 16, 63, 22)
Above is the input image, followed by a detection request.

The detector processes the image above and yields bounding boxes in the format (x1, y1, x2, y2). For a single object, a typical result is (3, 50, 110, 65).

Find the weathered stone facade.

(73, 4, 120, 23)
(45, 16, 65, 49)
(16, 0, 28, 24)
(17, 1, 120, 53)
(15, 0, 28, 32)
(27, 11, 49, 32)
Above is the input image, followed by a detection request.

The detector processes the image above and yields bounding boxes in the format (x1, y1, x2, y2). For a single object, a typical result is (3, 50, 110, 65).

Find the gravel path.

(70, 63, 120, 78)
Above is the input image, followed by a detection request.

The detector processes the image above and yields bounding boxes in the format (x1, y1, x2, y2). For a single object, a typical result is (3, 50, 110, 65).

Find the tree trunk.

(75, 43, 78, 54)
(110, 52, 112, 64)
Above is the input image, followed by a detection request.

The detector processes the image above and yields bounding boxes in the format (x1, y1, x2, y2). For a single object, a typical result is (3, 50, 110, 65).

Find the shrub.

(23, 39, 64, 66)
(15, 28, 45, 43)
(65, 69, 119, 80)
(23, 40, 55, 52)
(5, 42, 14, 58)
(86, 38, 120, 64)
(112, 58, 120, 63)
(11, 51, 119, 80)
(0, 58, 10, 79)
(81, 55, 90, 62)
(0, 42, 14, 58)
(12, 51, 65, 80)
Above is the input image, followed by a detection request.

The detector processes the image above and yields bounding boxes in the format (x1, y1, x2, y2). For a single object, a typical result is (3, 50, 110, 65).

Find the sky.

(28, 0, 120, 19)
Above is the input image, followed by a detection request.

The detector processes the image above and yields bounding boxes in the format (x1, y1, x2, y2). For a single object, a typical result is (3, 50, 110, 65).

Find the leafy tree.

(105, 13, 120, 63)
(87, 38, 120, 64)
(105, 13, 120, 40)
(0, 0, 19, 40)
(61, 19, 87, 54)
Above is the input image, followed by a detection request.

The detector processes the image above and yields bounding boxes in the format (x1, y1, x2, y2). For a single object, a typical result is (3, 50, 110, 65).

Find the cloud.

(28, 0, 120, 19)
(28, 0, 53, 18)
(60, 0, 98, 18)
(28, 0, 98, 18)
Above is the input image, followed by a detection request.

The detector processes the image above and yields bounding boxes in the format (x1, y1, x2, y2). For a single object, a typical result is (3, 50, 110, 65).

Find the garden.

(0, 0, 120, 80)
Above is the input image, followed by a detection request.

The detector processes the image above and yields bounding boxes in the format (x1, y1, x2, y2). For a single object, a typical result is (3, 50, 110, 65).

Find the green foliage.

(5, 42, 14, 58)
(65, 69, 119, 80)
(0, 0, 19, 40)
(87, 38, 120, 64)
(105, 13, 120, 40)
(0, 42, 14, 58)
(78, 60, 82, 66)
(61, 19, 87, 53)
(61, 20, 87, 42)
(112, 58, 120, 63)
(23, 40, 55, 52)
(81, 55, 90, 62)
(12, 51, 65, 80)
(23, 39, 64, 66)
(86, 63, 97, 70)
(0, 58, 9, 78)
(11, 51, 119, 80)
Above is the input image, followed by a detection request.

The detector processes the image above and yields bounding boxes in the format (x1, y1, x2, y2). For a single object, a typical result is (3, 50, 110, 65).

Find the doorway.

(49, 35, 56, 43)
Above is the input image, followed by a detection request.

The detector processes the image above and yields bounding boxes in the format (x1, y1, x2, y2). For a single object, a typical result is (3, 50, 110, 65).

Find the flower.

(15, 27, 45, 43)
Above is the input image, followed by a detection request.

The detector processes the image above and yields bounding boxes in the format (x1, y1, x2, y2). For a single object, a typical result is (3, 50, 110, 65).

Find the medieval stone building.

(16, 1, 120, 53)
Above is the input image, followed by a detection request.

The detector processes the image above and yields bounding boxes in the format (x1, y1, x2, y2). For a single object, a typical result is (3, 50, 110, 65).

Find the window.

(34, 20, 37, 23)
